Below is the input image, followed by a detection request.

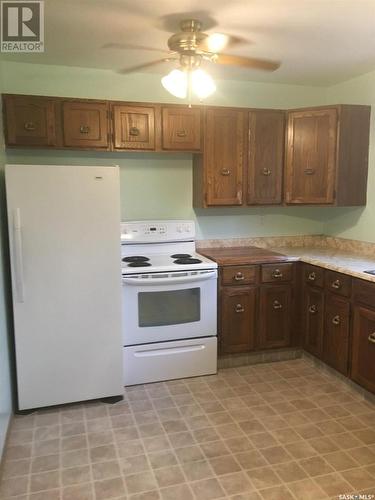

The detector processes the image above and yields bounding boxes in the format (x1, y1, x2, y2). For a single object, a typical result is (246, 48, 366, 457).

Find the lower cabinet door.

(220, 286, 256, 353)
(258, 285, 291, 349)
(351, 305, 375, 393)
(323, 293, 350, 375)
(304, 286, 324, 358)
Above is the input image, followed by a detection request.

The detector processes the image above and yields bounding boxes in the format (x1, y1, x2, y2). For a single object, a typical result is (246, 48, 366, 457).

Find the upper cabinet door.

(285, 108, 337, 204)
(112, 105, 155, 150)
(205, 108, 245, 206)
(162, 106, 201, 151)
(4, 95, 57, 147)
(247, 110, 284, 205)
(62, 101, 109, 149)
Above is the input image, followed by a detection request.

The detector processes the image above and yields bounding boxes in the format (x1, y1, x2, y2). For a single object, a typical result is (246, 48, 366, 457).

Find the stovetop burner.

(127, 261, 152, 268)
(171, 253, 192, 259)
(174, 258, 202, 265)
(122, 256, 150, 263)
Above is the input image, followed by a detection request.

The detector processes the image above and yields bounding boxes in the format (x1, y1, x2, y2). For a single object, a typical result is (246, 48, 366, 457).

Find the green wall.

(324, 70, 375, 243)
(0, 60, 13, 457)
(2, 61, 330, 239)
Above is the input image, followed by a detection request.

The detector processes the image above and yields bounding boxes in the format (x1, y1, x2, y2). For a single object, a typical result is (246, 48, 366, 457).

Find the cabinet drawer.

(352, 278, 375, 309)
(261, 263, 293, 283)
(303, 264, 324, 288)
(325, 270, 351, 297)
(221, 265, 258, 286)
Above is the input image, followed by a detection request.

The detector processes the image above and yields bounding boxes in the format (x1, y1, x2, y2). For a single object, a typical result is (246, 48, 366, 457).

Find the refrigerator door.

(6, 164, 123, 410)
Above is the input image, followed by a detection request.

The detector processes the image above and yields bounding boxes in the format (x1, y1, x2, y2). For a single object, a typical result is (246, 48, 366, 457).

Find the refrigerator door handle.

(13, 208, 25, 303)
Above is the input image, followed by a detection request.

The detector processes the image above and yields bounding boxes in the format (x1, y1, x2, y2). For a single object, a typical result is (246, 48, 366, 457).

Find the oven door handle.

(122, 270, 217, 286)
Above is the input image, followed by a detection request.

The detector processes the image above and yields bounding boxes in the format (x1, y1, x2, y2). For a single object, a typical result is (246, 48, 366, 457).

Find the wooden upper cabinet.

(351, 304, 375, 393)
(247, 110, 284, 205)
(162, 106, 201, 151)
(3, 95, 57, 147)
(112, 104, 155, 150)
(204, 108, 245, 206)
(285, 108, 337, 204)
(62, 101, 109, 149)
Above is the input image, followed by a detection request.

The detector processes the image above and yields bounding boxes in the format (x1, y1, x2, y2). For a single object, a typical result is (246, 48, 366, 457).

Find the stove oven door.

(122, 270, 217, 346)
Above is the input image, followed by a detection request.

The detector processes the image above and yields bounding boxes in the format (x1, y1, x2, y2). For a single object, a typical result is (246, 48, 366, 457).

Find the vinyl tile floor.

(1, 358, 375, 500)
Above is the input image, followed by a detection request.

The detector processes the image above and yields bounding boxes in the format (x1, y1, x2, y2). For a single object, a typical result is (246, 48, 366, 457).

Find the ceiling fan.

(105, 19, 281, 101)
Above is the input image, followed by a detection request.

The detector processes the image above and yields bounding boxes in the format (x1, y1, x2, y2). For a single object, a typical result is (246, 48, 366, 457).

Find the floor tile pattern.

(1, 358, 375, 499)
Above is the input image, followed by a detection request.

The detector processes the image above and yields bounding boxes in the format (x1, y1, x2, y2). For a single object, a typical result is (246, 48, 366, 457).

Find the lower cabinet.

(220, 286, 256, 353)
(323, 293, 350, 375)
(351, 305, 375, 393)
(304, 286, 324, 358)
(258, 285, 292, 348)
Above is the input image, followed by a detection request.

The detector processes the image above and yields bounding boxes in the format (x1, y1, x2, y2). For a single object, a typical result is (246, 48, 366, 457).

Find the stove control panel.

(121, 220, 196, 243)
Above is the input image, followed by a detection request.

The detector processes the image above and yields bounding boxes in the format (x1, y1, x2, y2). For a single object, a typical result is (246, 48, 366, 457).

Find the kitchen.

(1, 1, 375, 499)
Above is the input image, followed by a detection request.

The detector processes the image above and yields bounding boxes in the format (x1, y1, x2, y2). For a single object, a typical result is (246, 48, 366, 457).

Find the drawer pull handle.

(308, 272, 316, 281)
(234, 272, 245, 281)
(273, 300, 283, 310)
(235, 304, 244, 313)
(272, 269, 283, 279)
(129, 127, 140, 136)
(221, 168, 231, 176)
(368, 332, 375, 344)
(331, 279, 341, 290)
(332, 315, 341, 326)
(24, 121, 35, 131)
(176, 129, 187, 137)
(79, 125, 90, 134)
(309, 304, 318, 314)
(304, 168, 315, 175)
(261, 168, 272, 176)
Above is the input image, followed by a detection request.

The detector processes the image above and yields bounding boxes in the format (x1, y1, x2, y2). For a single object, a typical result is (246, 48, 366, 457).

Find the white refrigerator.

(5, 164, 123, 410)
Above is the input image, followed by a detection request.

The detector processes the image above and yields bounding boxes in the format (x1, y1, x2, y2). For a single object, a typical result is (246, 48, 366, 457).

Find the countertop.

(199, 245, 375, 284)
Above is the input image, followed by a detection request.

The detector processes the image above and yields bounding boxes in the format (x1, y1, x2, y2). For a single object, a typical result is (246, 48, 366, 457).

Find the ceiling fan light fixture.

(161, 69, 187, 99)
(206, 33, 229, 53)
(191, 69, 216, 99)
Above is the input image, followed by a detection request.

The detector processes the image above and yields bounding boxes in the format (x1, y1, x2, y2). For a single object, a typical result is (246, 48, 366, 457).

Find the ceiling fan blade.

(118, 58, 175, 75)
(198, 33, 249, 53)
(214, 53, 280, 71)
(103, 42, 171, 54)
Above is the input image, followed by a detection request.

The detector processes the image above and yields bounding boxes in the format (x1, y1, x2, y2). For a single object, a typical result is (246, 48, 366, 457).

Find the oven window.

(138, 288, 201, 327)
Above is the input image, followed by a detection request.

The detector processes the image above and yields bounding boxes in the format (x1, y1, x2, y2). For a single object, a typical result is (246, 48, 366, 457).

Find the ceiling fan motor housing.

(167, 19, 208, 54)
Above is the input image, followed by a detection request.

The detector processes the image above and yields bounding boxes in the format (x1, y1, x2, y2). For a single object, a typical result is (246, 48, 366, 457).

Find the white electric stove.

(121, 220, 218, 386)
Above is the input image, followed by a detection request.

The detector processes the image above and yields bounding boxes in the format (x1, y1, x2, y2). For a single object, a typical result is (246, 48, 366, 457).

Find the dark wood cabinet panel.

(62, 101, 109, 149)
(221, 265, 258, 286)
(304, 286, 324, 358)
(285, 108, 337, 204)
(323, 293, 350, 375)
(220, 286, 256, 354)
(352, 278, 375, 309)
(204, 108, 245, 206)
(325, 270, 351, 297)
(303, 264, 324, 288)
(258, 285, 292, 348)
(351, 305, 375, 393)
(261, 263, 293, 283)
(162, 106, 201, 151)
(247, 110, 284, 205)
(3, 95, 57, 147)
(112, 104, 155, 150)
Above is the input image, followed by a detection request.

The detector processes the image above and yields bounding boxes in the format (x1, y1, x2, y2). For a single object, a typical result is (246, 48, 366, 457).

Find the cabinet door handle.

(129, 127, 140, 136)
(304, 168, 315, 175)
(308, 304, 318, 314)
(79, 125, 90, 134)
(368, 332, 375, 344)
(331, 279, 341, 290)
(221, 168, 231, 176)
(24, 121, 35, 131)
(234, 272, 245, 281)
(308, 272, 316, 281)
(273, 300, 283, 310)
(332, 315, 341, 326)
(176, 129, 187, 137)
(261, 168, 272, 176)
(235, 304, 245, 313)
(272, 269, 283, 279)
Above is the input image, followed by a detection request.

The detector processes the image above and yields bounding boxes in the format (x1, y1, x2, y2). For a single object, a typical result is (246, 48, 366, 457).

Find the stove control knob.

(176, 226, 183, 233)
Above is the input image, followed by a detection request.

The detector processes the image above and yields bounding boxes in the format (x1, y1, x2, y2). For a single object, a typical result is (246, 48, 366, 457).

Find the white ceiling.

(2, 0, 375, 85)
